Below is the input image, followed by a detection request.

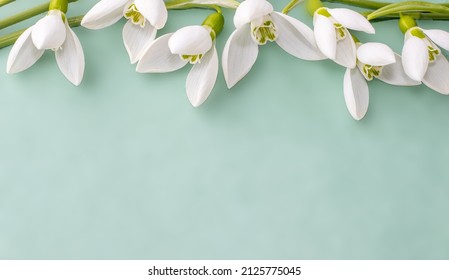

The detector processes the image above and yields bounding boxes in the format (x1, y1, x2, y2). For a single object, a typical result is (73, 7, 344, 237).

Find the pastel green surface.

(0, 0, 448, 259)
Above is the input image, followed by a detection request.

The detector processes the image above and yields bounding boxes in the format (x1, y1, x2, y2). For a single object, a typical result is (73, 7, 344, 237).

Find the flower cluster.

(2, 0, 449, 120)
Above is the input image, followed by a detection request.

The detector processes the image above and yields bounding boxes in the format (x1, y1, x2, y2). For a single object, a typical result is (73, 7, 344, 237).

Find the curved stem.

(368, 1, 449, 20)
(0, 0, 78, 30)
(282, 0, 304, 14)
(211, 5, 222, 14)
(0, 15, 83, 49)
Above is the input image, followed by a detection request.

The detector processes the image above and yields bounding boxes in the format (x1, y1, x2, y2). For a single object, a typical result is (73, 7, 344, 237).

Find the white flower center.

(334, 23, 346, 41)
(427, 45, 440, 63)
(357, 62, 382, 81)
(180, 54, 204, 64)
(409, 27, 441, 63)
(124, 3, 145, 27)
(250, 15, 277, 45)
(316, 8, 346, 41)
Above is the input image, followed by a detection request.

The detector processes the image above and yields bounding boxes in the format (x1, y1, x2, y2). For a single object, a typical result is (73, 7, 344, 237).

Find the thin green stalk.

(0, 0, 15, 7)
(0, 29, 21, 49)
(165, 0, 239, 9)
(0, 0, 78, 30)
(167, 3, 223, 13)
(282, 0, 304, 14)
(368, 1, 449, 20)
(0, 15, 83, 49)
(324, 0, 449, 10)
(414, 12, 449, 20)
(67, 15, 82, 26)
(324, 0, 390, 9)
(366, 12, 449, 21)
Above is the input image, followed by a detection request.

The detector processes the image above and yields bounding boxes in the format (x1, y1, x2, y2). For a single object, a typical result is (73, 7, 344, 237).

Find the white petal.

(186, 46, 219, 107)
(423, 29, 449, 52)
(313, 14, 337, 59)
(423, 55, 449, 95)
(377, 54, 421, 86)
(134, 0, 168, 29)
(81, 0, 128, 29)
(123, 20, 157, 64)
(168, 25, 212, 55)
(31, 11, 66, 50)
(55, 24, 85, 86)
(334, 28, 357, 68)
(271, 12, 325, 61)
(402, 36, 429, 81)
(7, 27, 44, 74)
(136, 33, 187, 73)
(344, 68, 369, 120)
(233, 0, 273, 28)
(328, 8, 375, 34)
(222, 24, 259, 88)
(357, 42, 395, 66)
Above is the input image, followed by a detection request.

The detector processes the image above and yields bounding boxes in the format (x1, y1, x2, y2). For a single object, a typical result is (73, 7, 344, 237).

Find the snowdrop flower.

(7, 9, 84, 85)
(81, 0, 167, 63)
(222, 0, 325, 88)
(312, 7, 375, 68)
(402, 27, 449, 94)
(344, 42, 419, 120)
(137, 14, 223, 107)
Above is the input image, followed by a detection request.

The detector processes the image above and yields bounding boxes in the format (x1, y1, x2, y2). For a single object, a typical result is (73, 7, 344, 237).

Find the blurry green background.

(0, 0, 448, 259)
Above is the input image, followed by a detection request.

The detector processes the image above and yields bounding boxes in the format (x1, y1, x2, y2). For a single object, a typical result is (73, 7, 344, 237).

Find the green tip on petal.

(410, 27, 426, 39)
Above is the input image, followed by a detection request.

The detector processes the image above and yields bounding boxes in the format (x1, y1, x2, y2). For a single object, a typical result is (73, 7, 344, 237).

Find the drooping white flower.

(313, 7, 375, 68)
(402, 27, 449, 95)
(136, 25, 218, 107)
(344, 42, 419, 120)
(7, 10, 84, 86)
(81, 0, 167, 63)
(222, 0, 325, 88)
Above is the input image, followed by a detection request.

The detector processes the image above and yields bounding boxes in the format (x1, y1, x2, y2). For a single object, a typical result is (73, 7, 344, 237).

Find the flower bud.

(31, 10, 67, 50)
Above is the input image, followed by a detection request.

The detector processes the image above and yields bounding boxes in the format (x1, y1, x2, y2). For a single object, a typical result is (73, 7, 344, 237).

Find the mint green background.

(0, 0, 448, 259)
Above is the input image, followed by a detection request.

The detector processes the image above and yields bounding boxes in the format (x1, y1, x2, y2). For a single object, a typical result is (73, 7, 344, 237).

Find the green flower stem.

(0, 0, 77, 30)
(202, 12, 224, 39)
(0, 0, 15, 8)
(324, 0, 449, 10)
(165, 0, 239, 10)
(323, 0, 390, 10)
(306, 0, 324, 16)
(366, 12, 449, 22)
(0, 15, 82, 49)
(282, 0, 304, 14)
(368, 1, 449, 20)
(399, 13, 417, 32)
(49, 0, 69, 13)
(167, 3, 223, 14)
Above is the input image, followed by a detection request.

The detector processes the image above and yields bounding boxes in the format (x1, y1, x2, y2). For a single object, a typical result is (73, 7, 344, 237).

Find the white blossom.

(222, 0, 325, 88)
(137, 25, 218, 107)
(81, 0, 167, 63)
(7, 10, 84, 85)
